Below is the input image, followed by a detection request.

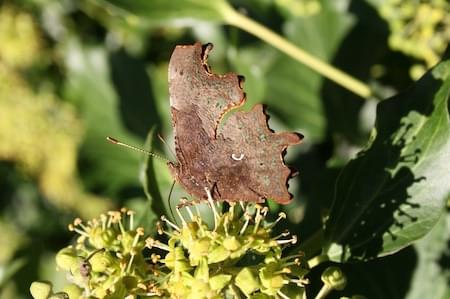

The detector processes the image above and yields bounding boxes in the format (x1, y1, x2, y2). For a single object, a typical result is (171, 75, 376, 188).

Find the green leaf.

(139, 126, 193, 223)
(264, 6, 355, 142)
(147, 63, 172, 136)
(109, 50, 163, 138)
(0, 258, 26, 288)
(405, 212, 450, 299)
(140, 128, 172, 220)
(227, 45, 275, 110)
(101, 0, 233, 23)
(324, 52, 450, 262)
(63, 39, 142, 195)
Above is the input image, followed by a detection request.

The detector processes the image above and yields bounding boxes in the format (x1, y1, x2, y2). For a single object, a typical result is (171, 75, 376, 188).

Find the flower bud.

(62, 284, 82, 299)
(209, 274, 231, 291)
(89, 251, 113, 273)
(30, 281, 52, 299)
(321, 266, 347, 290)
(194, 258, 209, 282)
(208, 245, 230, 264)
(120, 231, 135, 253)
(223, 236, 240, 251)
(235, 267, 260, 296)
(189, 279, 211, 298)
(48, 293, 68, 299)
(89, 226, 116, 249)
(165, 247, 192, 272)
(188, 237, 210, 265)
(181, 222, 200, 244)
(259, 263, 286, 296)
(55, 248, 79, 271)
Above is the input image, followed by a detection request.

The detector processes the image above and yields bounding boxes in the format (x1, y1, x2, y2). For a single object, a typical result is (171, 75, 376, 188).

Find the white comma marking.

(231, 153, 245, 161)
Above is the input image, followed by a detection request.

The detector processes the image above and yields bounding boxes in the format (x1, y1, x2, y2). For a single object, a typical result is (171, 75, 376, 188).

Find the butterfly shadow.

(323, 55, 448, 261)
(338, 135, 424, 261)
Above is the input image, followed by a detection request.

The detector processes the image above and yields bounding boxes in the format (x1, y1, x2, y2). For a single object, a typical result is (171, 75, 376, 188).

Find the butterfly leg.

(204, 186, 221, 229)
(247, 186, 266, 203)
(176, 197, 202, 209)
(204, 173, 221, 200)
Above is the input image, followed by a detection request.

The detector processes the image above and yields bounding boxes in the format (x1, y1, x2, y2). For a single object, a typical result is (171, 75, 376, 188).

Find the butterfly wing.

(215, 104, 302, 204)
(168, 42, 302, 204)
(169, 42, 245, 139)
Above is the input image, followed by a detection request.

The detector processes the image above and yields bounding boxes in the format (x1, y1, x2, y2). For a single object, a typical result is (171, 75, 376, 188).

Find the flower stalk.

(219, 3, 372, 99)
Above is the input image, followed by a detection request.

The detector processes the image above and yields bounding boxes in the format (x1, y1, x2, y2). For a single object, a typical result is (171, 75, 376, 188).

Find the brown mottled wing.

(215, 104, 302, 204)
(168, 42, 245, 139)
(167, 42, 302, 204)
(168, 43, 246, 200)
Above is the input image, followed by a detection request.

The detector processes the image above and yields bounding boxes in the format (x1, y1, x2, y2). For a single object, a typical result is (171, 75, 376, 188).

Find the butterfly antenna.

(106, 137, 169, 162)
(168, 179, 176, 221)
(157, 133, 177, 160)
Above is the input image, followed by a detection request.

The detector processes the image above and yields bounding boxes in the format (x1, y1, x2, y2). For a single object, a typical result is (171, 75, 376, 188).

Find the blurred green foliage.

(376, 0, 450, 79)
(0, 0, 449, 298)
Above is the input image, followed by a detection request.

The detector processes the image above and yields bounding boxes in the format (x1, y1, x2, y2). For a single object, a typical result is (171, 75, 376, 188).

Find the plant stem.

(307, 254, 330, 269)
(223, 8, 372, 99)
(315, 284, 332, 299)
(299, 229, 324, 258)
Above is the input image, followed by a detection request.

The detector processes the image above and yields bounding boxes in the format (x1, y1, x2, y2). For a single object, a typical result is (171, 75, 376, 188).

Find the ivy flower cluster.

(32, 208, 155, 299)
(378, 0, 450, 79)
(30, 195, 309, 299)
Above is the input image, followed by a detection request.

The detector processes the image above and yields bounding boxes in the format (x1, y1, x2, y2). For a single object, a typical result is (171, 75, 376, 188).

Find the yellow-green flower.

(147, 194, 308, 298)
(378, 0, 450, 79)
(0, 64, 111, 218)
(0, 5, 43, 68)
(32, 197, 308, 298)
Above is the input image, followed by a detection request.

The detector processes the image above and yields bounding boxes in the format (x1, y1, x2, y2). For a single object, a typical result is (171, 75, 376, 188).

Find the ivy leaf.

(63, 40, 142, 196)
(101, 0, 232, 23)
(140, 128, 172, 220)
(324, 51, 450, 262)
(139, 126, 189, 223)
(405, 212, 450, 299)
(0, 258, 26, 288)
(265, 6, 355, 142)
